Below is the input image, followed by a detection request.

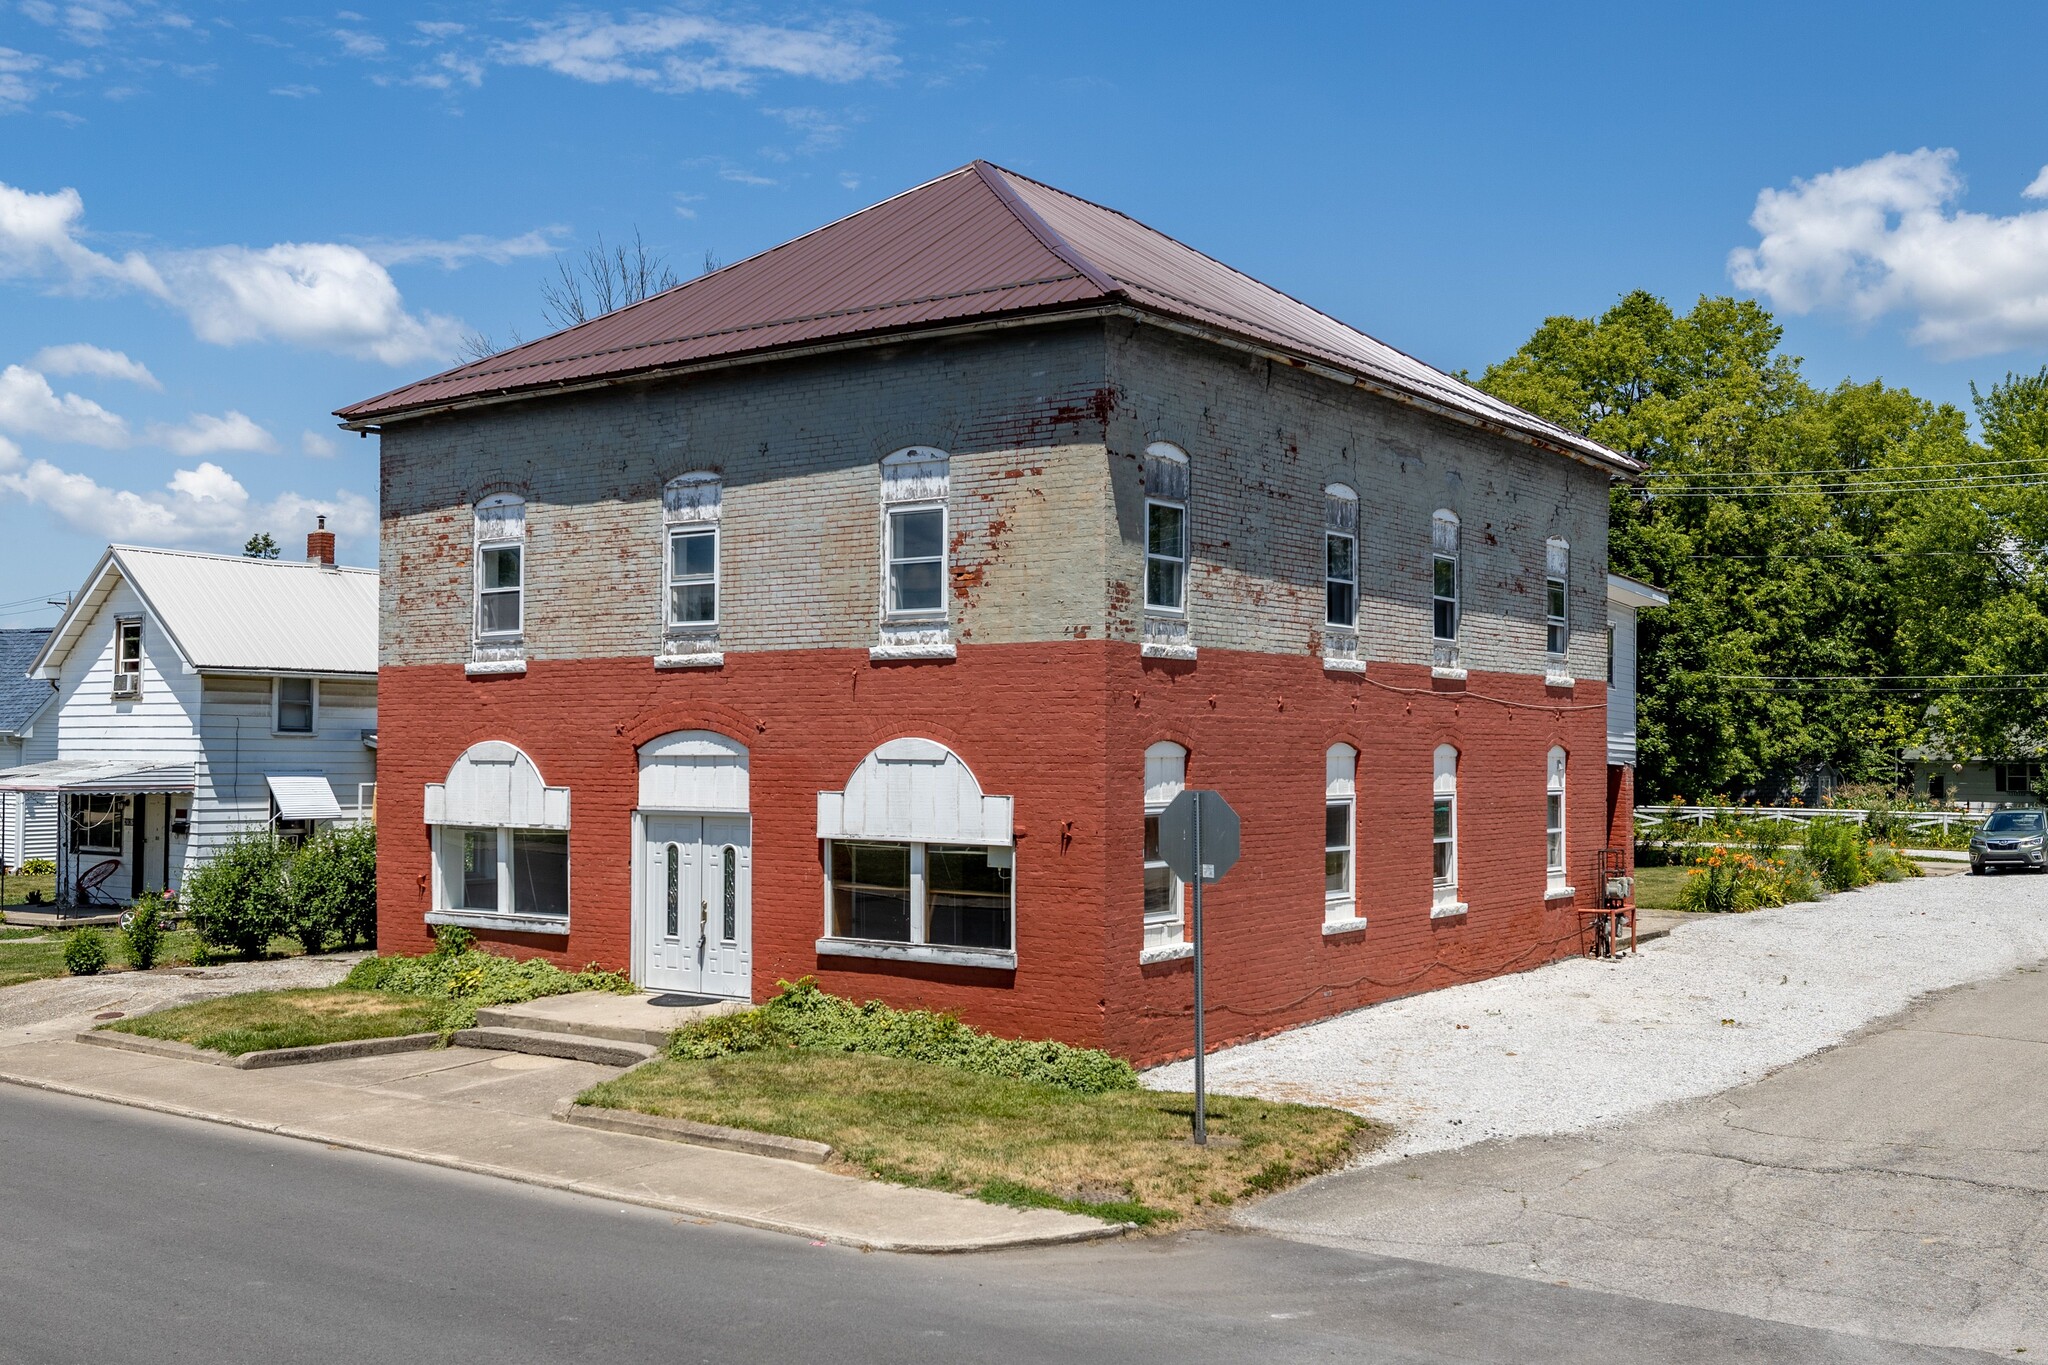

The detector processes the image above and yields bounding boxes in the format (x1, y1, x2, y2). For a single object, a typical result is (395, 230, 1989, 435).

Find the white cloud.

(2025, 166, 2048, 201)
(414, 21, 465, 39)
(0, 455, 374, 548)
(1729, 148, 2048, 358)
(30, 342, 159, 388)
(269, 83, 320, 98)
(300, 429, 336, 458)
(0, 181, 164, 293)
(0, 364, 128, 445)
(361, 228, 560, 268)
(0, 47, 40, 111)
(0, 433, 20, 471)
(154, 241, 464, 365)
(495, 11, 896, 95)
(719, 167, 777, 187)
(147, 409, 277, 456)
(334, 29, 386, 59)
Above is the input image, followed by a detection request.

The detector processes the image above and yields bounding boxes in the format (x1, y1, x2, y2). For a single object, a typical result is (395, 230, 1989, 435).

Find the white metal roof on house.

(0, 758, 196, 793)
(266, 774, 344, 820)
(1606, 573, 1671, 610)
(32, 546, 378, 680)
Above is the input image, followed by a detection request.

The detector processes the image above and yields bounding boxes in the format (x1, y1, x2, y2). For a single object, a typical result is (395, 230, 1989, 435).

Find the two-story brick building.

(341, 161, 1641, 1064)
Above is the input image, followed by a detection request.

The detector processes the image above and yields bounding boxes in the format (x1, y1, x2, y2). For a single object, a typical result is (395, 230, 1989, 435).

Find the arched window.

(1546, 746, 1568, 890)
(1143, 740, 1187, 951)
(474, 494, 525, 641)
(1432, 743, 1462, 915)
(1545, 537, 1570, 658)
(1325, 743, 1358, 925)
(424, 740, 571, 933)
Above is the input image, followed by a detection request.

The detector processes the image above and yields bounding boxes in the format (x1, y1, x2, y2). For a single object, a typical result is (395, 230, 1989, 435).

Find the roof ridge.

(344, 164, 994, 416)
(111, 544, 376, 573)
(970, 161, 1120, 297)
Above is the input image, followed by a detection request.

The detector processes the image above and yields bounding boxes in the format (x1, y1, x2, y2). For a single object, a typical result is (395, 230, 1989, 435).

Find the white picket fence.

(1635, 804, 1982, 840)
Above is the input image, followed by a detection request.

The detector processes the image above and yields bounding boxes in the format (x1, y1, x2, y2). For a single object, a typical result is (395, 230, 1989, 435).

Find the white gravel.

(1143, 870, 2048, 1164)
(0, 951, 363, 1049)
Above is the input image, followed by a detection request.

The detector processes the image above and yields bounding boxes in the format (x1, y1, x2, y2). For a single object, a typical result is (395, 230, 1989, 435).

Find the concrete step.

(452, 1027, 658, 1068)
(474, 992, 741, 1048)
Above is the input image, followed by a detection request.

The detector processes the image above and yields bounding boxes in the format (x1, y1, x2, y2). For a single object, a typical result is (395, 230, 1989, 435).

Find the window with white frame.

(1546, 746, 1568, 890)
(71, 793, 123, 853)
(1432, 744, 1461, 911)
(1143, 443, 1189, 613)
(1326, 486, 1358, 629)
(1326, 743, 1358, 923)
(1143, 741, 1188, 949)
(274, 677, 316, 734)
(664, 473, 721, 627)
(1545, 538, 1569, 658)
(876, 447, 950, 626)
(112, 618, 143, 696)
(826, 840, 1013, 950)
(474, 494, 525, 639)
(1431, 511, 1460, 643)
(438, 826, 569, 919)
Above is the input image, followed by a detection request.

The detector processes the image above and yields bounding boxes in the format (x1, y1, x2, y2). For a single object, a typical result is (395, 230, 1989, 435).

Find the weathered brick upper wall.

(378, 324, 1115, 667)
(1104, 321, 1612, 680)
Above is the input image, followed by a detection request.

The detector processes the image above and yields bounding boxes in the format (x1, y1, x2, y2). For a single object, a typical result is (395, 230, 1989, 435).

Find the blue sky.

(4, 1, 2047, 626)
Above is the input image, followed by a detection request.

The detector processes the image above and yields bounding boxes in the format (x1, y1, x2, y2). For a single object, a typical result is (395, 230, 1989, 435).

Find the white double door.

(642, 813, 751, 998)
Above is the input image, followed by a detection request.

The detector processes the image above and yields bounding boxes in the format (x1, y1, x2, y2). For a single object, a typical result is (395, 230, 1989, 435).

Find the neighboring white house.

(1605, 573, 1669, 768)
(0, 628, 56, 870)
(1900, 750, 2043, 810)
(0, 527, 376, 905)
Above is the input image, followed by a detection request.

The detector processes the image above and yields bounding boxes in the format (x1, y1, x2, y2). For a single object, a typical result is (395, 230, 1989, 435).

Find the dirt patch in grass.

(104, 987, 444, 1055)
(579, 1049, 1377, 1227)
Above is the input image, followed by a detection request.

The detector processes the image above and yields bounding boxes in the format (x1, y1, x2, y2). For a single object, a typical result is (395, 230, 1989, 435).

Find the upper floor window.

(275, 677, 316, 734)
(1606, 623, 1616, 686)
(1431, 511, 1460, 642)
(1326, 743, 1358, 924)
(112, 618, 142, 697)
(664, 473, 722, 628)
(1143, 740, 1188, 950)
(879, 448, 949, 620)
(1143, 443, 1189, 614)
(1545, 538, 1569, 657)
(474, 494, 525, 639)
(1546, 747, 1568, 889)
(1326, 484, 1358, 629)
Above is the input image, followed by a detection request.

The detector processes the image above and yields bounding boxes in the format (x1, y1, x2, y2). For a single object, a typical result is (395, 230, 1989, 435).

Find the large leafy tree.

(1478, 292, 1998, 800)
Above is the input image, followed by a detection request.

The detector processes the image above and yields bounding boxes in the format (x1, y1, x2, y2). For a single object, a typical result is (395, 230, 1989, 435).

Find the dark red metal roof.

(338, 162, 1633, 472)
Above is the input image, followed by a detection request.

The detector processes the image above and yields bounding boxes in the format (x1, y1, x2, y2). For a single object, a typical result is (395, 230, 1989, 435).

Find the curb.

(0, 1064, 1129, 1255)
(77, 1030, 442, 1070)
(555, 1101, 834, 1164)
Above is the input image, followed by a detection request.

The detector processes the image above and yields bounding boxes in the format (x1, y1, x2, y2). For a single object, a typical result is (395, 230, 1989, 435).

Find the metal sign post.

(1156, 788, 1242, 1147)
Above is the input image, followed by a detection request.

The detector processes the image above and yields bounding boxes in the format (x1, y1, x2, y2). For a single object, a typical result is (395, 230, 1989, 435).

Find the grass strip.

(579, 1048, 1372, 1227)
(102, 987, 445, 1056)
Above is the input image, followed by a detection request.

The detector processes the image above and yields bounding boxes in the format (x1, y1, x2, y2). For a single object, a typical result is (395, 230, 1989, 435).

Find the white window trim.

(1545, 575, 1568, 657)
(666, 524, 721, 629)
(817, 838, 1016, 969)
(1325, 796, 1356, 923)
(112, 618, 143, 698)
(1431, 552, 1459, 643)
(73, 793, 124, 855)
(475, 541, 524, 640)
(1144, 497, 1189, 616)
(1432, 744, 1464, 917)
(1546, 747, 1572, 895)
(881, 501, 949, 622)
(272, 676, 319, 737)
(1142, 740, 1188, 954)
(1326, 529, 1358, 629)
(427, 824, 571, 936)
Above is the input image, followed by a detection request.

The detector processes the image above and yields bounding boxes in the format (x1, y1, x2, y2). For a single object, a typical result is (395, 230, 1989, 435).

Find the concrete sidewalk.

(0, 1037, 1120, 1253)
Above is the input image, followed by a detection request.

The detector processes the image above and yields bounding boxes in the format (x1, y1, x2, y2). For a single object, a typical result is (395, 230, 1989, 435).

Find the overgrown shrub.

(1674, 847, 1811, 913)
(63, 927, 107, 976)
(670, 978, 1141, 1095)
(1801, 818, 1872, 892)
(342, 926, 634, 1031)
(286, 824, 377, 953)
(20, 858, 55, 876)
(122, 894, 168, 970)
(182, 831, 291, 958)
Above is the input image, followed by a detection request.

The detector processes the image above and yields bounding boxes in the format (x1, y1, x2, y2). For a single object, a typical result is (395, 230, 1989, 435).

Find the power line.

(1646, 454, 2048, 481)
(1716, 672, 2048, 681)
(1672, 548, 2025, 561)
(1643, 476, 2048, 498)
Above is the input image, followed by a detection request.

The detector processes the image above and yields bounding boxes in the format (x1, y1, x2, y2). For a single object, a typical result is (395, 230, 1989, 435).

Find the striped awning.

(0, 759, 195, 794)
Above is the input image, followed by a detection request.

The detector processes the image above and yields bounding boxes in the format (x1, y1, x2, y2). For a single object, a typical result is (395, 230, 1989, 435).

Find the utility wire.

(1646, 454, 2048, 481)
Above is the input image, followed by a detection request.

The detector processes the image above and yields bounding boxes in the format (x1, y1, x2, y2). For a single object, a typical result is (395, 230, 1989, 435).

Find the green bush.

(122, 895, 168, 970)
(18, 857, 56, 876)
(286, 824, 377, 954)
(183, 831, 291, 957)
(670, 978, 1141, 1095)
(63, 927, 108, 976)
(1802, 818, 1872, 892)
(343, 928, 634, 1031)
(1674, 847, 1811, 913)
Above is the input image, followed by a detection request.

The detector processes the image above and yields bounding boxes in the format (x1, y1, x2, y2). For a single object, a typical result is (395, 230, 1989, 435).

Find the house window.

(1606, 623, 1616, 686)
(274, 677, 316, 734)
(438, 826, 569, 919)
(827, 840, 1013, 951)
(1326, 743, 1358, 924)
(1545, 538, 1569, 657)
(1327, 530, 1357, 628)
(1432, 744, 1461, 913)
(1995, 761, 2043, 793)
(886, 505, 946, 615)
(668, 526, 718, 625)
(1546, 747, 1568, 890)
(113, 619, 143, 696)
(1143, 443, 1190, 614)
(1431, 511, 1460, 643)
(474, 493, 525, 639)
(72, 794, 123, 854)
(1143, 740, 1188, 949)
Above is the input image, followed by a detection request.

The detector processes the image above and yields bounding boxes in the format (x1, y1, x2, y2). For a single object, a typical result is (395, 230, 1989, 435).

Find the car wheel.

(1970, 864, 1985, 875)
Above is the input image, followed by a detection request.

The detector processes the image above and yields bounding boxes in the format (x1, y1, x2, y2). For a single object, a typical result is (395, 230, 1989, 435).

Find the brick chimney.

(306, 515, 336, 566)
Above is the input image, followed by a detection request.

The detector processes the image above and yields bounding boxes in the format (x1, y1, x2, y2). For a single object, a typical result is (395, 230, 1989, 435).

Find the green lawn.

(579, 1049, 1374, 1227)
(103, 987, 445, 1055)
(0, 869, 57, 913)
(1632, 863, 1692, 911)
(0, 930, 301, 990)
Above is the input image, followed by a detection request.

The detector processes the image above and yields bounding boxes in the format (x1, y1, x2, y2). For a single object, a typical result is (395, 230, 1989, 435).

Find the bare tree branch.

(539, 228, 680, 331)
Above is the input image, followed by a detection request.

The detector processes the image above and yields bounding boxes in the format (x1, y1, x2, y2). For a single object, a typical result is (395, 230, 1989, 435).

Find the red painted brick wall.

(377, 643, 1609, 1065)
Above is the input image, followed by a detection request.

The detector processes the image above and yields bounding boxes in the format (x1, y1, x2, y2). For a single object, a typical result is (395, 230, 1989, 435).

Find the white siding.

(1607, 603, 1639, 766)
(48, 579, 203, 764)
(192, 674, 378, 873)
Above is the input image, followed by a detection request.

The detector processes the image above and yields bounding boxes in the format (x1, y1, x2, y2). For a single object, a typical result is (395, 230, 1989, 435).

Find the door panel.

(643, 815, 702, 994)
(699, 816, 751, 1000)
(640, 812, 751, 1000)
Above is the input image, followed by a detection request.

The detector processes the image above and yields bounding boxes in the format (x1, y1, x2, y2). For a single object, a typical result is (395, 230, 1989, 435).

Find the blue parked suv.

(1970, 809, 2046, 874)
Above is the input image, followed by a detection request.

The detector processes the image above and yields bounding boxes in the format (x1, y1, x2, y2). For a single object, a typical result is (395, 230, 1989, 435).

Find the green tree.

(242, 532, 279, 559)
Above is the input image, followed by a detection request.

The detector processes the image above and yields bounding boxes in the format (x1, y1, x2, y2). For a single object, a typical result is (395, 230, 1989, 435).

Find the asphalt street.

(0, 1086, 2001, 1365)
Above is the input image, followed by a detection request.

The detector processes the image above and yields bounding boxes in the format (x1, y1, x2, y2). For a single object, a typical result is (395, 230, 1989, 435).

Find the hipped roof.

(338, 162, 1635, 475)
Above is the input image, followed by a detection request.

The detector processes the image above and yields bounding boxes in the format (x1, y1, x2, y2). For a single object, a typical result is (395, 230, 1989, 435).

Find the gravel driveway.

(1145, 870, 2048, 1162)
(0, 952, 363, 1051)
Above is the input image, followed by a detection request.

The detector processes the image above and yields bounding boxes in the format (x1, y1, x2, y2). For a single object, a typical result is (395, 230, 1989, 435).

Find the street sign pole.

(1191, 792, 1206, 1146)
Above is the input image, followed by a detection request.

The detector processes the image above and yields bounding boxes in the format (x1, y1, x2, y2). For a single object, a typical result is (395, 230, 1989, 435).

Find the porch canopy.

(266, 774, 344, 821)
(0, 759, 195, 794)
